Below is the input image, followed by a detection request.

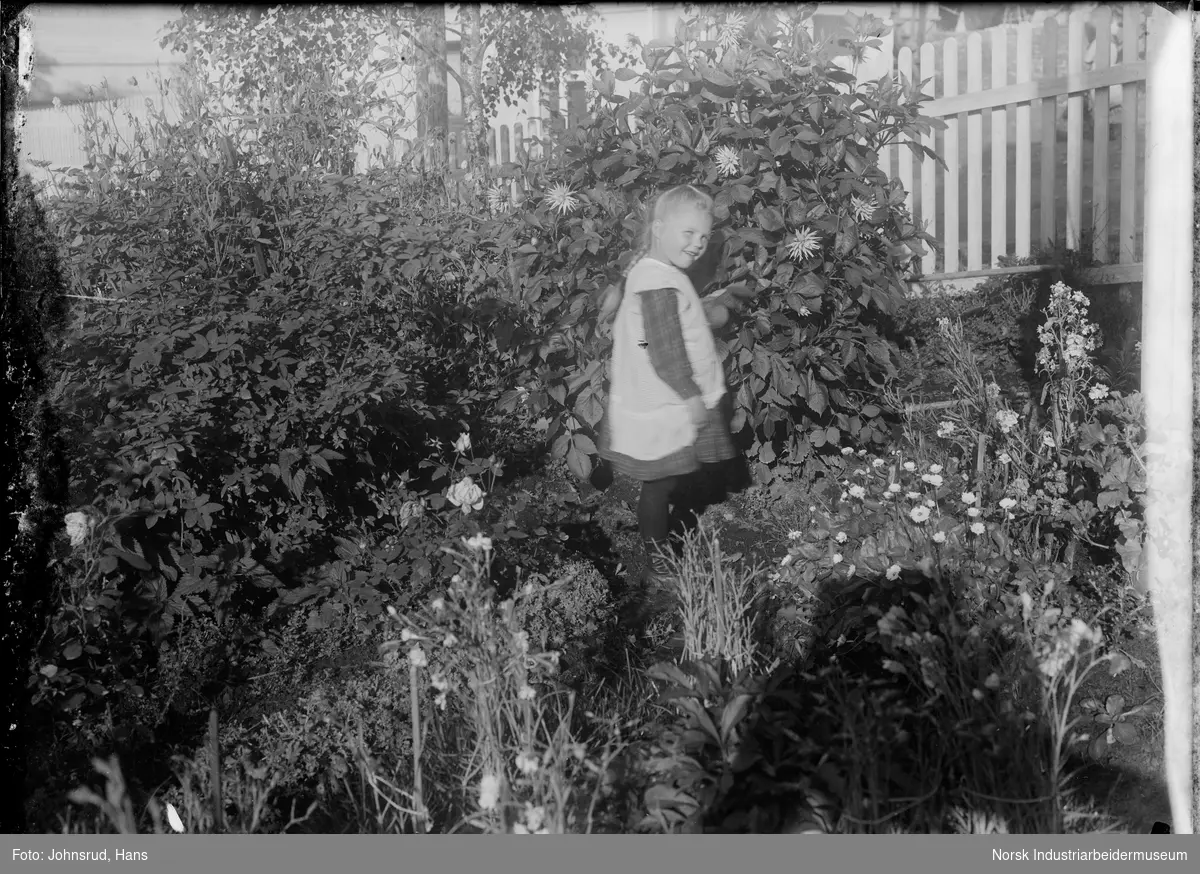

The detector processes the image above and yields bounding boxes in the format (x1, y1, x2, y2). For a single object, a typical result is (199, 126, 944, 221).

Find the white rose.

(446, 477, 486, 514)
(64, 511, 92, 547)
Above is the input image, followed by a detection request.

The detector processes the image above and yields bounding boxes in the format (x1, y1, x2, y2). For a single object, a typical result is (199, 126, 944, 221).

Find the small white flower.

(835, 531, 847, 543)
(921, 474, 944, 487)
(64, 511, 92, 547)
(718, 11, 746, 50)
(515, 751, 540, 776)
(924, 499, 936, 508)
(478, 774, 501, 811)
(788, 530, 804, 541)
(486, 182, 511, 213)
(513, 630, 530, 654)
(961, 492, 977, 505)
(845, 563, 857, 579)
(970, 522, 985, 535)
(902, 461, 916, 472)
(906, 491, 921, 500)
(408, 646, 428, 668)
(1019, 591, 1033, 619)
(848, 485, 866, 499)
(841, 447, 854, 456)
(1088, 384, 1109, 401)
(785, 227, 822, 262)
(781, 553, 794, 567)
(885, 564, 901, 580)
(858, 449, 868, 457)
(518, 684, 536, 701)
(994, 410, 1020, 434)
(453, 432, 472, 454)
(832, 553, 843, 564)
(997, 452, 1012, 464)
(798, 305, 813, 317)
(544, 182, 579, 215)
(999, 498, 1017, 510)
(431, 597, 445, 612)
(887, 483, 901, 493)
(909, 506, 930, 523)
(936, 421, 956, 438)
(967, 507, 981, 517)
(465, 533, 494, 553)
(932, 531, 947, 543)
(431, 674, 449, 692)
(713, 144, 741, 178)
(929, 464, 943, 474)
(851, 194, 877, 223)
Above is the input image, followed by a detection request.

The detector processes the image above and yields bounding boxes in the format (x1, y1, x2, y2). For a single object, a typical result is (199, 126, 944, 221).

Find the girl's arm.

(640, 288, 702, 401)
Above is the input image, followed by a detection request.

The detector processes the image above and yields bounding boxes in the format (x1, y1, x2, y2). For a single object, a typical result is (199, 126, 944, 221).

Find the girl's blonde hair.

(599, 184, 714, 325)
(622, 184, 714, 279)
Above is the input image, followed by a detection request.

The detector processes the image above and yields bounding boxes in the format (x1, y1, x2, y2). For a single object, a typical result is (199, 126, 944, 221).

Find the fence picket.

(1040, 19, 1058, 250)
(920, 42, 937, 274)
(943, 38, 960, 274)
(1015, 22, 1033, 258)
(966, 32, 983, 270)
(1091, 5, 1112, 262)
(990, 26, 1008, 266)
(897, 46, 915, 222)
(1119, 3, 1139, 264)
(1066, 10, 1085, 250)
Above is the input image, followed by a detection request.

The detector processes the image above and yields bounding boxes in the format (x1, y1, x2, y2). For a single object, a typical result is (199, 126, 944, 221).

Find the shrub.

(493, 6, 943, 484)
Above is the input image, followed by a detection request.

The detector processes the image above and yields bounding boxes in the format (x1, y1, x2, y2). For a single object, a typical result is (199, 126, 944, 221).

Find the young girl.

(597, 184, 737, 587)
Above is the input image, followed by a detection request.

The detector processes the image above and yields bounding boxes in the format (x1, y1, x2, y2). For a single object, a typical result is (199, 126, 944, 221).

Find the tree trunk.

(457, 4, 489, 206)
(415, 5, 449, 173)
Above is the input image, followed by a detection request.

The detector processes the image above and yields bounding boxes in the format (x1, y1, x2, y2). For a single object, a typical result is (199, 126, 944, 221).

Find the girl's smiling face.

(650, 204, 712, 270)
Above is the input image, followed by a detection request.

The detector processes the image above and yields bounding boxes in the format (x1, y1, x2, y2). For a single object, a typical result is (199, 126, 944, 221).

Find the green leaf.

(1111, 721, 1139, 745)
(720, 694, 754, 745)
(565, 445, 593, 481)
(63, 641, 83, 661)
(105, 548, 151, 572)
(757, 206, 785, 232)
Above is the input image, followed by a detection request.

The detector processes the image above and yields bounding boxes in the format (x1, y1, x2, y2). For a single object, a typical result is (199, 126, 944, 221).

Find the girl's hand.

(686, 395, 707, 428)
(705, 283, 756, 315)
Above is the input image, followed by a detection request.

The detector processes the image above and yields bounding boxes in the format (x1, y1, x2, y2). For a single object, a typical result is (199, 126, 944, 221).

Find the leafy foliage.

(497, 6, 943, 484)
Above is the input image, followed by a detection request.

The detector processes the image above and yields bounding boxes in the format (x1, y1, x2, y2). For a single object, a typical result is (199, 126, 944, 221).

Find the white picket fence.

(880, 3, 1146, 286)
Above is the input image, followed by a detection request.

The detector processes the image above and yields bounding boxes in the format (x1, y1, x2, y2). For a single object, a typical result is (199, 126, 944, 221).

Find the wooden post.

(1142, 5, 1194, 836)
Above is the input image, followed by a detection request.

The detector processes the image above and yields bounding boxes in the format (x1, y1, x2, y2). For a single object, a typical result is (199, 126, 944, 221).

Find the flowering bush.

(891, 283, 1145, 582)
(496, 6, 942, 482)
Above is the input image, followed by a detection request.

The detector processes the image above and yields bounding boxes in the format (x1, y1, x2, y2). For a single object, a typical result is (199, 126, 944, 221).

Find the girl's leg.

(638, 475, 678, 574)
